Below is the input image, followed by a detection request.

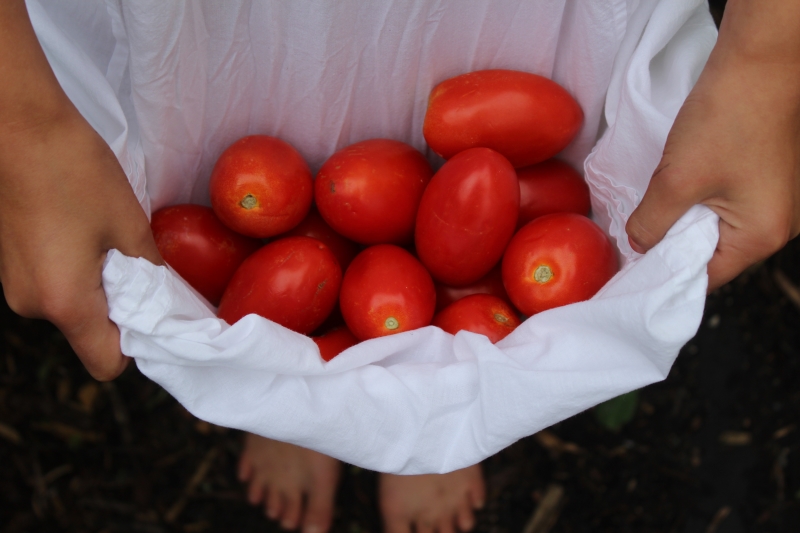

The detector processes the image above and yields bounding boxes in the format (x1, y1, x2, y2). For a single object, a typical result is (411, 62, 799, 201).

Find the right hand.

(0, 110, 163, 381)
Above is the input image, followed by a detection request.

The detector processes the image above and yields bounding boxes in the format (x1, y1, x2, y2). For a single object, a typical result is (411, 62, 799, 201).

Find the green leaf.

(594, 390, 640, 432)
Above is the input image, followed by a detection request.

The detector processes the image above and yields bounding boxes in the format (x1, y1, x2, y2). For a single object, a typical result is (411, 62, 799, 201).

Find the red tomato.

(502, 213, 618, 315)
(209, 135, 313, 238)
(517, 159, 591, 228)
(150, 204, 261, 306)
(434, 265, 514, 313)
(314, 139, 433, 245)
(339, 245, 436, 340)
(282, 207, 360, 271)
(433, 294, 521, 344)
(423, 69, 583, 168)
(312, 327, 359, 362)
(415, 148, 519, 286)
(217, 236, 341, 334)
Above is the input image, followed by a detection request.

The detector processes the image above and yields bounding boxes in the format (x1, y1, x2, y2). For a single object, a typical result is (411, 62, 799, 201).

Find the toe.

(382, 513, 412, 533)
(280, 489, 303, 530)
(266, 489, 283, 521)
(455, 502, 476, 532)
(238, 452, 253, 482)
(247, 475, 265, 505)
(302, 480, 336, 533)
(437, 516, 457, 533)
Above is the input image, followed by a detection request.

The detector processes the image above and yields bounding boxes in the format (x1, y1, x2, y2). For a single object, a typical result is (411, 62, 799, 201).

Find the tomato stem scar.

(533, 265, 553, 283)
(494, 313, 508, 323)
(385, 317, 399, 330)
(240, 194, 258, 209)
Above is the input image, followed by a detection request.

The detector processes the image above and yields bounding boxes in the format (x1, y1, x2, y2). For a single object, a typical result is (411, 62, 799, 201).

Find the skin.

(626, 0, 800, 291)
(239, 434, 485, 533)
(0, 0, 163, 381)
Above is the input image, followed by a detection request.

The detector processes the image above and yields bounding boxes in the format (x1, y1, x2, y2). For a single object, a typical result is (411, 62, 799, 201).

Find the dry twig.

(773, 269, 800, 309)
(164, 446, 220, 524)
(521, 484, 564, 533)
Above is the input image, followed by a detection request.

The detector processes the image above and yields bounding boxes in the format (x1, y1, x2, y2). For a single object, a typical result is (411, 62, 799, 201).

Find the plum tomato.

(434, 265, 514, 313)
(282, 206, 360, 271)
(502, 213, 618, 316)
(314, 139, 433, 245)
(312, 326, 359, 362)
(339, 245, 436, 341)
(433, 294, 521, 344)
(217, 236, 341, 334)
(415, 147, 519, 286)
(209, 135, 313, 238)
(517, 159, 591, 228)
(150, 204, 261, 306)
(423, 69, 583, 168)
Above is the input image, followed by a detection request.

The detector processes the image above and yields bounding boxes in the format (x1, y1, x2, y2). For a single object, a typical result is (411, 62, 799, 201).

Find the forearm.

(713, 0, 800, 71)
(0, 0, 75, 137)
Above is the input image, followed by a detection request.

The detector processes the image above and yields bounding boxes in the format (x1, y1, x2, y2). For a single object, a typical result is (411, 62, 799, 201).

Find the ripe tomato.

(312, 326, 359, 362)
(433, 294, 521, 344)
(423, 69, 583, 168)
(517, 159, 591, 228)
(502, 213, 618, 315)
(415, 147, 519, 286)
(209, 135, 313, 238)
(217, 236, 341, 334)
(282, 207, 360, 271)
(150, 204, 261, 306)
(314, 139, 433, 245)
(434, 265, 513, 313)
(339, 245, 436, 340)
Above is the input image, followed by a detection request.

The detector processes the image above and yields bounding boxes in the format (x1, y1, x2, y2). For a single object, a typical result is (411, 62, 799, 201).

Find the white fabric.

(29, 0, 719, 474)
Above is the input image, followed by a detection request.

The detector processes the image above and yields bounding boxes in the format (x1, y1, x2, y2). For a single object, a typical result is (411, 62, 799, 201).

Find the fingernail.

(267, 507, 278, 519)
(460, 516, 475, 531)
(628, 236, 646, 254)
(303, 524, 320, 533)
(474, 498, 485, 509)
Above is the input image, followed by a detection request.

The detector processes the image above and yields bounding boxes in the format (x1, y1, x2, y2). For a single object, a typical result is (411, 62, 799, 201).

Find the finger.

(437, 517, 456, 533)
(626, 163, 700, 254)
(706, 218, 787, 291)
(49, 279, 129, 381)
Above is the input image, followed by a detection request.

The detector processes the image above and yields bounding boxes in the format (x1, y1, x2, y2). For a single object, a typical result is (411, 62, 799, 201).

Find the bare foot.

(379, 464, 485, 533)
(238, 433, 341, 533)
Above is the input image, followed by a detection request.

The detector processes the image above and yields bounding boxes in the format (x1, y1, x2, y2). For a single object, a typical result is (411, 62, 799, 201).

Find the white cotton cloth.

(29, 0, 719, 474)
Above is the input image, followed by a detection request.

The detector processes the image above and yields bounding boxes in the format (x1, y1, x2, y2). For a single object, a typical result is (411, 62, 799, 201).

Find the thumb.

(626, 164, 699, 254)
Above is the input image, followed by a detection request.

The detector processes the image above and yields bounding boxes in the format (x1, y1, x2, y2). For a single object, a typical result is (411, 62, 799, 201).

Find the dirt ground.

(4, 1, 800, 532)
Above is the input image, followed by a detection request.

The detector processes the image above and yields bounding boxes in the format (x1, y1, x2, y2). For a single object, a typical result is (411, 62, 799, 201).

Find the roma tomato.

(423, 69, 583, 168)
(433, 294, 521, 344)
(339, 245, 436, 341)
(415, 148, 519, 286)
(209, 135, 313, 238)
(150, 204, 261, 306)
(217, 236, 341, 334)
(282, 207, 360, 271)
(517, 159, 591, 228)
(312, 326, 359, 362)
(434, 265, 514, 313)
(502, 213, 618, 316)
(315, 139, 433, 245)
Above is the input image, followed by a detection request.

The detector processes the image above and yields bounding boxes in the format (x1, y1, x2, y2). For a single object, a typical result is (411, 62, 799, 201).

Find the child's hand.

(626, 0, 800, 291)
(0, 112, 164, 381)
(0, 0, 162, 381)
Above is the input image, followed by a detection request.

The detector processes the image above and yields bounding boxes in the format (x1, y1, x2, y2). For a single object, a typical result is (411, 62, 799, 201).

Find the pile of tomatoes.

(150, 69, 619, 362)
